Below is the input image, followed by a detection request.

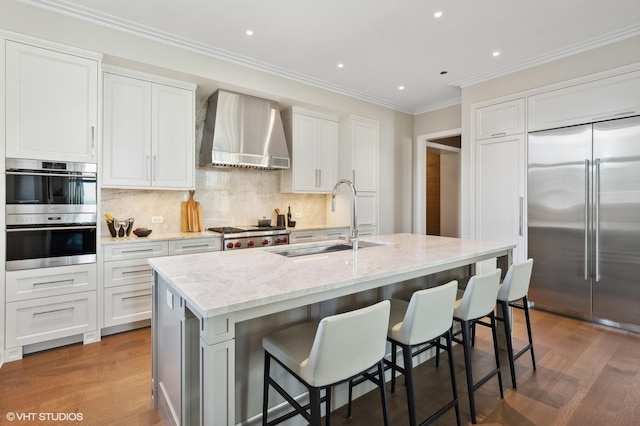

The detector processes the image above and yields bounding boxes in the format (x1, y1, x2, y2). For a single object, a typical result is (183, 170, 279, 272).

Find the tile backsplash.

(100, 170, 327, 236)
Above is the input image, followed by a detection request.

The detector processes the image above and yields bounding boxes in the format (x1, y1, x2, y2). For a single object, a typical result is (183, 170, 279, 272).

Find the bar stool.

(384, 280, 460, 426)
(262, 300, 391, 426)
(452, 269, 503, 424)
(496, 258, 536, 389)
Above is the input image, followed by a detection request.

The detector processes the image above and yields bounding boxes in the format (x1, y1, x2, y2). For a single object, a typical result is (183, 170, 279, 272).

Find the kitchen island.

(149, 233, 514, 426)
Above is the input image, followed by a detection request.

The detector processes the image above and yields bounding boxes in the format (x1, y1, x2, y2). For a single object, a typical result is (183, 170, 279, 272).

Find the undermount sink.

(271, 240, 384, 258)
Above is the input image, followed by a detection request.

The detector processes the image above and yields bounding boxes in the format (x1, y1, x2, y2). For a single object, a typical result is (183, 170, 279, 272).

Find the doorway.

(414, 129, 461, 236)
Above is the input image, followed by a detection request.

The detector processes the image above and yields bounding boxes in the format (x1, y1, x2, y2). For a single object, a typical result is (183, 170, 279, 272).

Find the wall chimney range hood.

(199, 90, 290, 169)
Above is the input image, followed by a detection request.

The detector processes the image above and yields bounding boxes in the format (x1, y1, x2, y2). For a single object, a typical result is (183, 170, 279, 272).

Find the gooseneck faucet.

(331, 179, 358, 247)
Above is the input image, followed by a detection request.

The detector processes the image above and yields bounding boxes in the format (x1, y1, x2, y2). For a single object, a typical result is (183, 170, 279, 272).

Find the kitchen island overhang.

(149, 233, 514, 426)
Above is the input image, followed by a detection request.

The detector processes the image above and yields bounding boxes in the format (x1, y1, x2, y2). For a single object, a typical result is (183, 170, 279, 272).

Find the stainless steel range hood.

(199, 90, 290, 169)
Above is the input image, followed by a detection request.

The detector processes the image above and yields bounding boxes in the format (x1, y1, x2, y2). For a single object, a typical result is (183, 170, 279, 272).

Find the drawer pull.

(33, 307, 74, 316)
(296, 235, 315, 239)
(122, 294, 150, 301)
(491, 132, 506, 137)
(121, 248, 155, 254)
(181, 244, 210, 249)
(33, 279, 74, 287)
(122, 269, 150, 276)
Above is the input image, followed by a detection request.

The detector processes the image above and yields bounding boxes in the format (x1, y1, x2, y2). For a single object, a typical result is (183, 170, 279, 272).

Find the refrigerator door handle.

(585, 159, 590, 281)
(595, 158, 601, 282)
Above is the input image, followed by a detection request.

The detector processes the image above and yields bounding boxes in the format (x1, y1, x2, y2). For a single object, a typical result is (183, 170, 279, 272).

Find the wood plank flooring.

(1, 309, 639, 425)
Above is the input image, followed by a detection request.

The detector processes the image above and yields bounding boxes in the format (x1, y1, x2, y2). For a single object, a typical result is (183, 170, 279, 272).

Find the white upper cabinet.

(475, 98, 525, 140)
(528, 70, 640, 132)
(281, 107, 338, 193)
(102, 68, 195, 189)
(5, 40, 100, 163)
(340, 116, 379, 192)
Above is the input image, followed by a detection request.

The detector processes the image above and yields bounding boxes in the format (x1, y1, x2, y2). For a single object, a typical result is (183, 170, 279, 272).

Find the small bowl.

(133, 229, 152, 237)
(287, 220, 296, 228)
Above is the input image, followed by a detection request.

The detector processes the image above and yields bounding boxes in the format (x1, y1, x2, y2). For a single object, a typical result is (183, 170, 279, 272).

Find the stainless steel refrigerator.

(527, 115, 640, 331)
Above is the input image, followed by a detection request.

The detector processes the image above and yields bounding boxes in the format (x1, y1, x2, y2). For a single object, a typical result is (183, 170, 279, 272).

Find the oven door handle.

(6, 171, 97, 179)
(6, 225, 97, 232)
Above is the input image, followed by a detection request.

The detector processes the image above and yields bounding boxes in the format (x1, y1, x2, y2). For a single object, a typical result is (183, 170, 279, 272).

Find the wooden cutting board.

(181, 190, 203, 232)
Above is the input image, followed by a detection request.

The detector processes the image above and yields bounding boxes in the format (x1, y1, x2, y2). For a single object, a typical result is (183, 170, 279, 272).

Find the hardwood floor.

(1, 309, 639, 425)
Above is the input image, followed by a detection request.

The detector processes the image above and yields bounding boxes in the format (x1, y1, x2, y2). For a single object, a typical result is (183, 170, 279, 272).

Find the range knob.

(226, 242, 234, 249)
(248, 240, 255, 247)
(283, 236, 288, 243)
(235, 241, 242, 248)
(276, 238, 282, 244)
(262, 239, 269, 246)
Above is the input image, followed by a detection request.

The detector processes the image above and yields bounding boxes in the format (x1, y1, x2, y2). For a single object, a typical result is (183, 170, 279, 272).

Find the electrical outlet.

(295, 212, 302, 218)
(152, 216, 164, 224)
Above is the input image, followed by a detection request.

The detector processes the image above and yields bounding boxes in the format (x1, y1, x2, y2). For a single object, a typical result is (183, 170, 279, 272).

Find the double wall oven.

(5, 158, 97, 271)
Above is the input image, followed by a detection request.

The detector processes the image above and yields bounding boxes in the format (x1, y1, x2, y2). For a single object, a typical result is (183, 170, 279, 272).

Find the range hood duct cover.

(200, 90, 290, 169)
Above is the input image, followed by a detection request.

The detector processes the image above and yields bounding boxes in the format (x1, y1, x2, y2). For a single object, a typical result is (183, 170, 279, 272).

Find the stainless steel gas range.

(208, 226, 290, 250)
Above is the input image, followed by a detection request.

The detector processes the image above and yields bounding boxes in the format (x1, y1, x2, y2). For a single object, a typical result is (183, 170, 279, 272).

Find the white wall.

(0, 0, 414, 234)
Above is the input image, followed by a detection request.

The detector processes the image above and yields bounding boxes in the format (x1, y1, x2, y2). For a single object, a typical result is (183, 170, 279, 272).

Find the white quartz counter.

(148, 233, 514, 319)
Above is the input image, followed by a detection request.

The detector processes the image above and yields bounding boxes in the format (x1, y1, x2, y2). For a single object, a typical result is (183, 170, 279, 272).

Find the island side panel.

(153, 273, 201, 426)
(201, 310, 236, 425)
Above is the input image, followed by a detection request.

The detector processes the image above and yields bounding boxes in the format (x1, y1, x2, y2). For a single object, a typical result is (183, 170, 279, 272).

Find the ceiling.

(23, 0, 640, 114)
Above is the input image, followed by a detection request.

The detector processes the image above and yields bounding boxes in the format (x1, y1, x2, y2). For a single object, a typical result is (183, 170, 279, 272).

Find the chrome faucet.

(331, 179, 358, 247)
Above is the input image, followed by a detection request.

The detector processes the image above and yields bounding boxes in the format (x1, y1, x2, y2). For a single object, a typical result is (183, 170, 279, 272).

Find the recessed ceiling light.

(337, 63, 344, 69)
(398, 85, 405, 91)
(492, 51, 500, 57)
(434, 11, 443, 18)
(246, 30, 254, 36)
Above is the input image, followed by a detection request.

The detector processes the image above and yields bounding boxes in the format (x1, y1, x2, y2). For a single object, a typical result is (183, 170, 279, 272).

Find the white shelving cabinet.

(102, 67, 195, 190)
(4, 38, 101, 163)
(281, 107, 339, 193)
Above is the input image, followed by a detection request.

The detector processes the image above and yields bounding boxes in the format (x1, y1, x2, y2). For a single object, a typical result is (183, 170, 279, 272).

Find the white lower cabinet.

(6, 290, 97, 349)
(104, 283, 152, 328)
(102, 241, 168, 330)
(102, 237, 221, 330)
(4, 264, 98, 360)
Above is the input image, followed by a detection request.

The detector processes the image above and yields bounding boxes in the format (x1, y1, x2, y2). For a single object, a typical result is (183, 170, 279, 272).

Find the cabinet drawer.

(6, 264, 97, 302)
(104, 283, 151, 327)
(104, 258, 152, 289)
(321, 227, 349, 240)
(289, 230, 320, 244)
(103, 241, 168, 261)
(168, 237, 221, 255)
(6, 291, 97, 348)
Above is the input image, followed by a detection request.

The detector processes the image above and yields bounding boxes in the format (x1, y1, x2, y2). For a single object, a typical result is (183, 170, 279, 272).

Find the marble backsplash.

(100, 169, 328, 236)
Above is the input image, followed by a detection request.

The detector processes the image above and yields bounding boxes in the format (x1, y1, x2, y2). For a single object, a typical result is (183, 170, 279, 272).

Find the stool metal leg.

(309, 387, 322, 426)
(459, 319, 477, 424)
(499, 299, 517, 388)
(445, 330, 461, 426)
(489, 312, 504, 398)
(401, 343, 417, 426)
(522, 296, 537, 370)
(262, 352, 271, 426)
(376, 361, 390, 426)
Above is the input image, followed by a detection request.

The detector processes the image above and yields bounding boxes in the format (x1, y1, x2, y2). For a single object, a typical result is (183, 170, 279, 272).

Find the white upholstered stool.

(384, 280, 460, 426)
(496, 258, 536, 388)
(262, 300, 391, 426)
(452, 269, 503, 424)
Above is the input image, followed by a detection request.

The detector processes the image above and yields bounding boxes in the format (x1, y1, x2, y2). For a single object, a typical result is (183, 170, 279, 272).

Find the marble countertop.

(148, 233, 514, 319)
